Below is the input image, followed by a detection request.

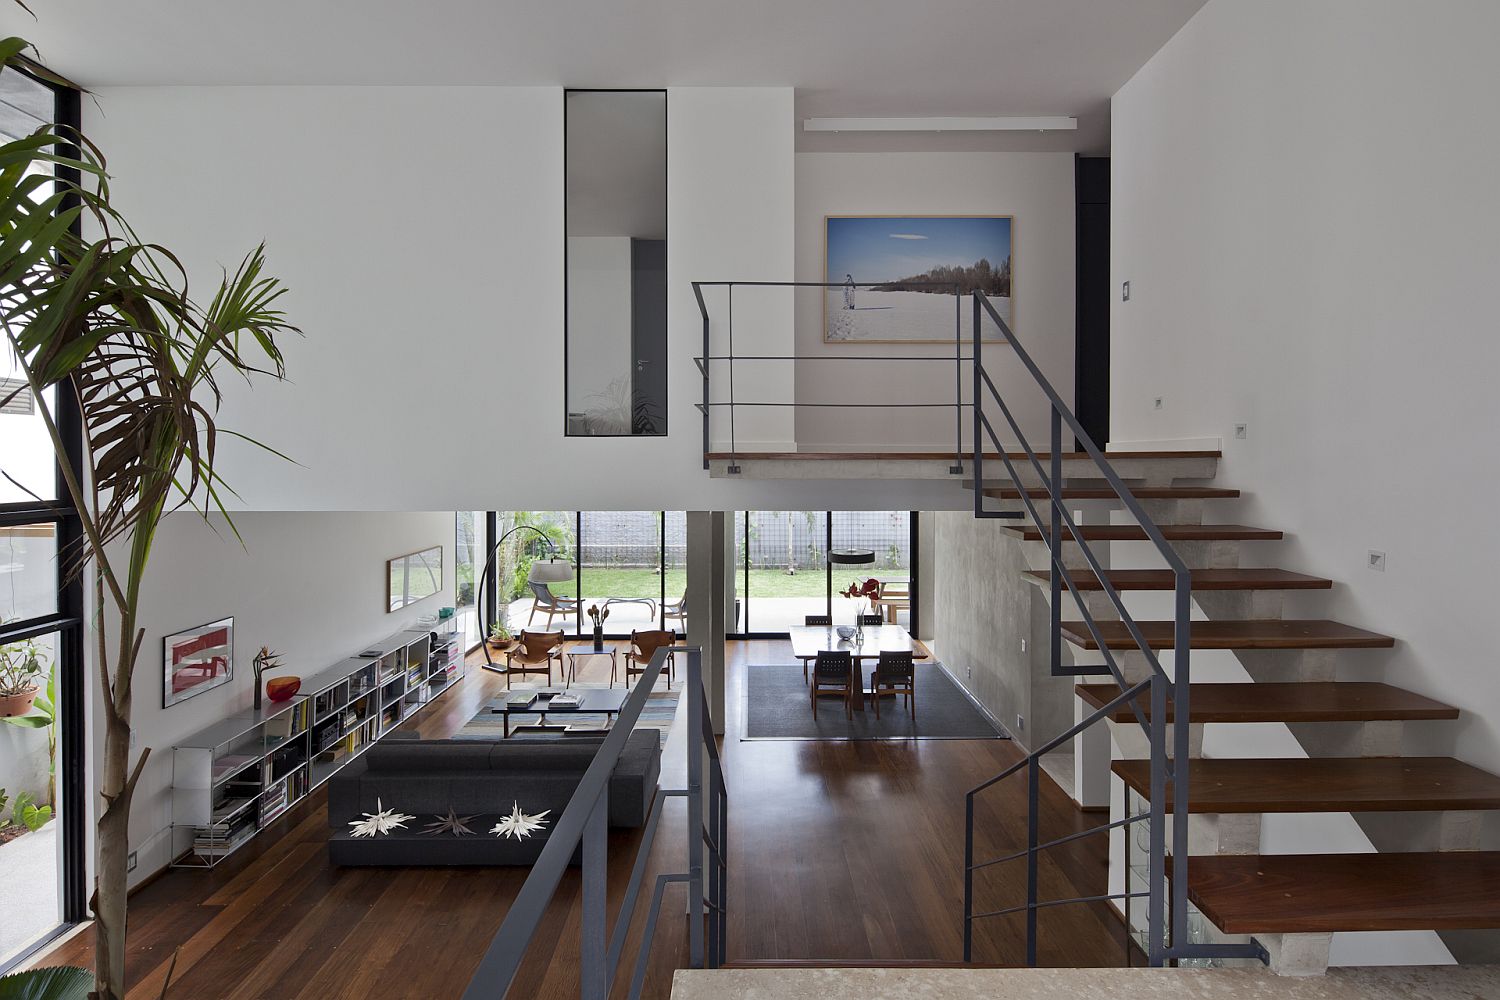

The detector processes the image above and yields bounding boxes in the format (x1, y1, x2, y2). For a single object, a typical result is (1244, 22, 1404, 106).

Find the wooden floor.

(40, 640, 1128, 998)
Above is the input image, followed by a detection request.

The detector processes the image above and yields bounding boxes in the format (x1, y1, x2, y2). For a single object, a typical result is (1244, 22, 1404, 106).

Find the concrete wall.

(794, 151, 1075, 451)
(930, 510, 1071, 750)
(1111, 0, 1500, 966)
(98, 510, 455, 885)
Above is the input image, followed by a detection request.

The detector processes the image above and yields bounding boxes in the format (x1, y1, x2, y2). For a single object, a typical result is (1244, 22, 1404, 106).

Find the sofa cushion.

(365, 741, 494, 772)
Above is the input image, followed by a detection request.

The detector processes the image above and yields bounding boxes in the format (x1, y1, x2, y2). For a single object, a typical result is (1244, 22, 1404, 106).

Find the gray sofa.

(327, 732, 661, 866)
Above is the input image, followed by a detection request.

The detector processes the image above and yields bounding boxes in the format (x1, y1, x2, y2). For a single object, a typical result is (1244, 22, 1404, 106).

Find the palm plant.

(1, 36, 299, 1000)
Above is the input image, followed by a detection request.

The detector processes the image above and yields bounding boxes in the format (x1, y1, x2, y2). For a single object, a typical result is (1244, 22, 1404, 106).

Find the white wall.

(101, 510, 454, 884)
(794, 151, 1075, 451)
(1112, 0, 1500, 965)
(80, 85, 950, 511)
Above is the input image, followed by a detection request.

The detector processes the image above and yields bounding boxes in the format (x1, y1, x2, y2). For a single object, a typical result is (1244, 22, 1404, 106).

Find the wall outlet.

(126, 851, 137, 873)
(1121, 280, 1131, 302)
(1016, 714, 1025, 732)
(1153, 396, 1163, 411)
(1020, 638, 1027, 653)
(1368, 550, 1387, 572)
(129, 731, 136, 750)
(1234, 423, 1248, 440)
(966, 665, 972, 679)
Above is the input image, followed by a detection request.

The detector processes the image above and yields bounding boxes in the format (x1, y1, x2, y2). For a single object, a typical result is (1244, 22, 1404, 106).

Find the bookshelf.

(171, 617, 465, 868)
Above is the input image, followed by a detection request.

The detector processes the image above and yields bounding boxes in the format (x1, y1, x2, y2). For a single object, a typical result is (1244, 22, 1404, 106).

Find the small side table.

(565, 645, 619, 686)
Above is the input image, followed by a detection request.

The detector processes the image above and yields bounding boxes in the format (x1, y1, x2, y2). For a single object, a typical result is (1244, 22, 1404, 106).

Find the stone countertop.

(671, 966, 1500, 1000)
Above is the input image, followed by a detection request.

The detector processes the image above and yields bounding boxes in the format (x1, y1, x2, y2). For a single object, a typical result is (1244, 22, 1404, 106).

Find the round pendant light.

(828, 548, 876, 565)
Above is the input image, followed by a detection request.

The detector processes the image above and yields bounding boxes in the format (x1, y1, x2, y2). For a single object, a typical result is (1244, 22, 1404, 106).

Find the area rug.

(452, 682, 680, 746)
(744, 663, 1005, 740)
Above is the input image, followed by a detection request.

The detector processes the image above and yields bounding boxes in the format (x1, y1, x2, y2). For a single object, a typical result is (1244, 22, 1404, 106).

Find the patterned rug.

(453, 682, 680, 746)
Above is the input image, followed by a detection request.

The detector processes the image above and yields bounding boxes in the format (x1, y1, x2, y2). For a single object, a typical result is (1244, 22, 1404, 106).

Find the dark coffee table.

(488, 688, 629, 738)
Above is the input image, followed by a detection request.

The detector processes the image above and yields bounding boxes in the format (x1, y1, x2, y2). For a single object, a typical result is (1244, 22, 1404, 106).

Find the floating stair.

(1059, 619, 1395, 650)
(1112, 756, 1500, 813)
(1007, 523, 1282, 543)
(1182, 852, 1500, 934)
(1076, 681, 1458, 724)
(1027, 568, 1331, 592)
(986, 485, 1240, 501)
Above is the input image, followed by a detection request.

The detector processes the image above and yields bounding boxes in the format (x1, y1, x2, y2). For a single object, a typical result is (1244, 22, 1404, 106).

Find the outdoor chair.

(528, 580, 581, 630)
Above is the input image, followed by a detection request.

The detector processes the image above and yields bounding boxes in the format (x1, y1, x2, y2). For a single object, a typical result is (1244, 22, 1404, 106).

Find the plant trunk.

(93, 714, 131, 1000)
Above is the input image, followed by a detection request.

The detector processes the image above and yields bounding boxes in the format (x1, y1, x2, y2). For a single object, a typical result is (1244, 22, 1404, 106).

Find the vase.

(0, 684, 39, 718)
(593, 626, 604, 651)
(266, 676, 302, 703)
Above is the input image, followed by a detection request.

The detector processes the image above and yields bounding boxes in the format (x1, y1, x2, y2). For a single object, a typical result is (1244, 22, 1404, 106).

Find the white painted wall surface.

(1112, 0, 1500, 965)
(80, 85, 947, 511)
(99, 510, 454, 884)
(795, 151, 1075, 451)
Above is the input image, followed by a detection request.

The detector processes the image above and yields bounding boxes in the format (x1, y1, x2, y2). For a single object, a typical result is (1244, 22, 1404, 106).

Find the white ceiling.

(15, 0, 1206, 152)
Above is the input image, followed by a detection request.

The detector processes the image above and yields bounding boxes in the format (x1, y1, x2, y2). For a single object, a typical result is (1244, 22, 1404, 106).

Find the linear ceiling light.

(802, 116, 1078, 133)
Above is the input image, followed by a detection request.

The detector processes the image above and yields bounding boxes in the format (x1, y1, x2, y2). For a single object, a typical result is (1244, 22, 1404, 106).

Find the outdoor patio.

(0, 820, 58, 963)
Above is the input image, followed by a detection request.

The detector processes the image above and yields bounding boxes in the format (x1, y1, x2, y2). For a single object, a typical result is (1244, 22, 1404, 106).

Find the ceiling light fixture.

(802, 116, 1077, 133)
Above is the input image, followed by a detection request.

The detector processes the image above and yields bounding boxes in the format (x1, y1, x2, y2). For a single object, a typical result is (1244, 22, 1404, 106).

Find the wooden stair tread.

(1183, 852, 1500, 934)
(985, 486, 1240, 500)
(1112, 756, 1500, 813)
(1025, 568, 1332, 591)
(705, 450, 1220, 461)
(1076, 681, 1458, 724)
(1059, 619, 1395, 650)
(1008, 523, 1282, 542)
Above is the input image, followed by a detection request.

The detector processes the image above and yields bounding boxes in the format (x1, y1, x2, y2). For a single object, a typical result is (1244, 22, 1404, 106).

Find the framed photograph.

(163, 617, 234, 708)
(823, 215, 1013, 343)
(387, 546, 444, 613)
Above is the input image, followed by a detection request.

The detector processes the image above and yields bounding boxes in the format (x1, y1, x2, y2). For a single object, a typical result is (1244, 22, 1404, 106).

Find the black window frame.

(0, 67, 88, 973)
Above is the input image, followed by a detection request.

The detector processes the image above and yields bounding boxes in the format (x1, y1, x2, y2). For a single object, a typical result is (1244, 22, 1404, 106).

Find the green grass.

(506, 566, 904, 601)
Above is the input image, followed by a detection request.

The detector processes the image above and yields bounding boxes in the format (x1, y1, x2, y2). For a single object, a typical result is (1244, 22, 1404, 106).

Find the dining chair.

(527, 581, 581, 630)
(869, 650, 915, 721)
(801, 615, 832, 681)
(624, 628, 677, 689)
(811, 650, 855, 721)
(857, 613, 885, 627)
(504, 630, 564, 689)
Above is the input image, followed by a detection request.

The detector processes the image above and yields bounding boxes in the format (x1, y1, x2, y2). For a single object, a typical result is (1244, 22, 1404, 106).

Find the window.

(564, 90, 667, 436)
(732, 511, 917, 637)
(454, 511, 487, 647)
(0, 62, 85, 972)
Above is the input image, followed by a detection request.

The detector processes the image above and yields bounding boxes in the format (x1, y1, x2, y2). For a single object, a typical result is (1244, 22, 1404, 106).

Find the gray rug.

(744, 663, 1006, 740)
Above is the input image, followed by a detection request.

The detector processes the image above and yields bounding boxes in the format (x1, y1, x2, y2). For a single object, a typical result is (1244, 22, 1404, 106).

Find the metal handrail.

(462, 645, 728, 999)
(963, 290, 1261, 969)
(691, 280, 968, 474)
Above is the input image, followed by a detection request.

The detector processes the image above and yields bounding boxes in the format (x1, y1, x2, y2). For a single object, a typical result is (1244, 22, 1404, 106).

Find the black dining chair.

(811, 650, 855, 720)
(869, 650, 915, 721)
(802, 615, 832, 682)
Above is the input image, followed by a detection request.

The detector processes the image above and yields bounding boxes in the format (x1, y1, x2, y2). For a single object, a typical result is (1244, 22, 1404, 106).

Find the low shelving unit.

(171, 618, 465, 868)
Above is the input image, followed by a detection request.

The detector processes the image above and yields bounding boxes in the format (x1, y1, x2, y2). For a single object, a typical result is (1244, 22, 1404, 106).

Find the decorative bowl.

(835, 626, 855, 640)
(266, 676, 302, 703)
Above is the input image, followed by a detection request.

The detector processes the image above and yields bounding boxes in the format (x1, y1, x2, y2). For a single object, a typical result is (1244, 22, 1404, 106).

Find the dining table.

(787, 624, 929, 710)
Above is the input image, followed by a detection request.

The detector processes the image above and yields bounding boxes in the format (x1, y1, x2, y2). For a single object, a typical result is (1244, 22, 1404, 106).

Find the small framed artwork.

(163, 617, 234, 708)
(387, 546, 444, 613)
(823, 215, 1014, 343)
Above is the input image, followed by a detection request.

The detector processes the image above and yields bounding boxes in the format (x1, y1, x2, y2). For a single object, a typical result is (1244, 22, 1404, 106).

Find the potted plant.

(0, 635, 48, 718)
(487, 619, 516, 651)
(839, 578, 882, 637)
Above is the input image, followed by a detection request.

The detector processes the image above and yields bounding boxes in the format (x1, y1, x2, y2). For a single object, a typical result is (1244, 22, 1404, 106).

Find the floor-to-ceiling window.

(491, 512, 687, 638)
(454, 511, 488, 648)
(0, 64, 85, 971)
(733, 511, 917, 637)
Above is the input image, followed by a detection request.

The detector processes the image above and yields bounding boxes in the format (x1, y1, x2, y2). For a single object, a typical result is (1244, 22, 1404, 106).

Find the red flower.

(860, 578, 880, 598)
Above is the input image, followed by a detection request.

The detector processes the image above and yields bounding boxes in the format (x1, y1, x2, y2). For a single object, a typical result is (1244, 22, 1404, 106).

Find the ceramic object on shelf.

(266, 676, 302, 703)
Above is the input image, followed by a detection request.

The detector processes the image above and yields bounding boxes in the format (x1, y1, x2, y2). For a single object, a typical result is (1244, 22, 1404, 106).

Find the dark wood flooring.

(40, 640, 1128, 998)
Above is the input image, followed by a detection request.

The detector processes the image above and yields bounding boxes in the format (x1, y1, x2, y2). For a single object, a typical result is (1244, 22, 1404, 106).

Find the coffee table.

(488, 688, 629, 738)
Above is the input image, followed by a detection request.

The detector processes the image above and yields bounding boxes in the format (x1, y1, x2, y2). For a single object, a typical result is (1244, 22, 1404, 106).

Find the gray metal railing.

(962, 291, 1264, 968)
(691, 280, 970, 474)
(462, 645, 727, 999)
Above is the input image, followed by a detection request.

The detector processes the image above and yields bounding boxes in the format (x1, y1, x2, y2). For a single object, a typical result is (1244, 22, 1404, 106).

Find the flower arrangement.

(840, 578, 882, 631)
(587, 604, 610, 629)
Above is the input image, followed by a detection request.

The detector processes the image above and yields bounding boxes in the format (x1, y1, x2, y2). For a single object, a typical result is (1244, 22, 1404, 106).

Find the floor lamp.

(476, 524, 574, 673)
